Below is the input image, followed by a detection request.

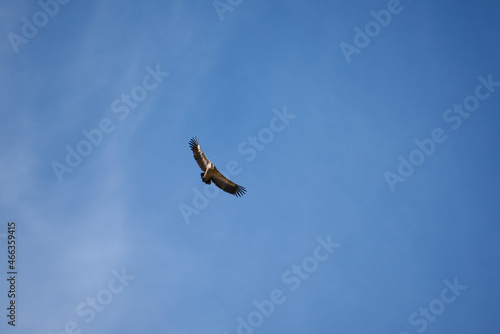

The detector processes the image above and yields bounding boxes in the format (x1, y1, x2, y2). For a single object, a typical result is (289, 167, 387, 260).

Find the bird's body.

(201, 161, 213, 184)
(189, 137, 246, 197)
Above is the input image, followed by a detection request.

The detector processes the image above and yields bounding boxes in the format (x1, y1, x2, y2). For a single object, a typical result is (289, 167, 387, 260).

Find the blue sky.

(1, 0, 499, 333)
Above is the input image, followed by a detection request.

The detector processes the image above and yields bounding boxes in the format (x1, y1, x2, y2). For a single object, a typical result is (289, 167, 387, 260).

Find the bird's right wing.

(189, 137, 211, 171)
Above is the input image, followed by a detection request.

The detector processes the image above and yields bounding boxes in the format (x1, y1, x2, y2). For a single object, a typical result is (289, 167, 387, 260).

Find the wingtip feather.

(189, 136, 199, 150)
(234, 185, 246, 197)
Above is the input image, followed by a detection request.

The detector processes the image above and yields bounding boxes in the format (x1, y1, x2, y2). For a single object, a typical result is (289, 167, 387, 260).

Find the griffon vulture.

(189, 137, 246, 197)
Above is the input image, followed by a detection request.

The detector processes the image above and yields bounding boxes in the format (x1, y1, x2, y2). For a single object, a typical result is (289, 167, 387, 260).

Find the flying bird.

(189, 137, 246, 197)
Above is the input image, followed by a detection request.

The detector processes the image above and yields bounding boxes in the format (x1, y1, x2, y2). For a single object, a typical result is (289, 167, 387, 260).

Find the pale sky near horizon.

(1, 1, 499, 333)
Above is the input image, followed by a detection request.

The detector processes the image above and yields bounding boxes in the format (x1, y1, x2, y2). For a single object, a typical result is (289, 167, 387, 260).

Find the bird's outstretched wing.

(189, 137, 211, 171)
(211, 166, 246, 197)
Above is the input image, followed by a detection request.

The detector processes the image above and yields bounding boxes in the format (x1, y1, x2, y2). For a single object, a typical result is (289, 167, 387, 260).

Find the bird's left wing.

(211, 166, 246, 197)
